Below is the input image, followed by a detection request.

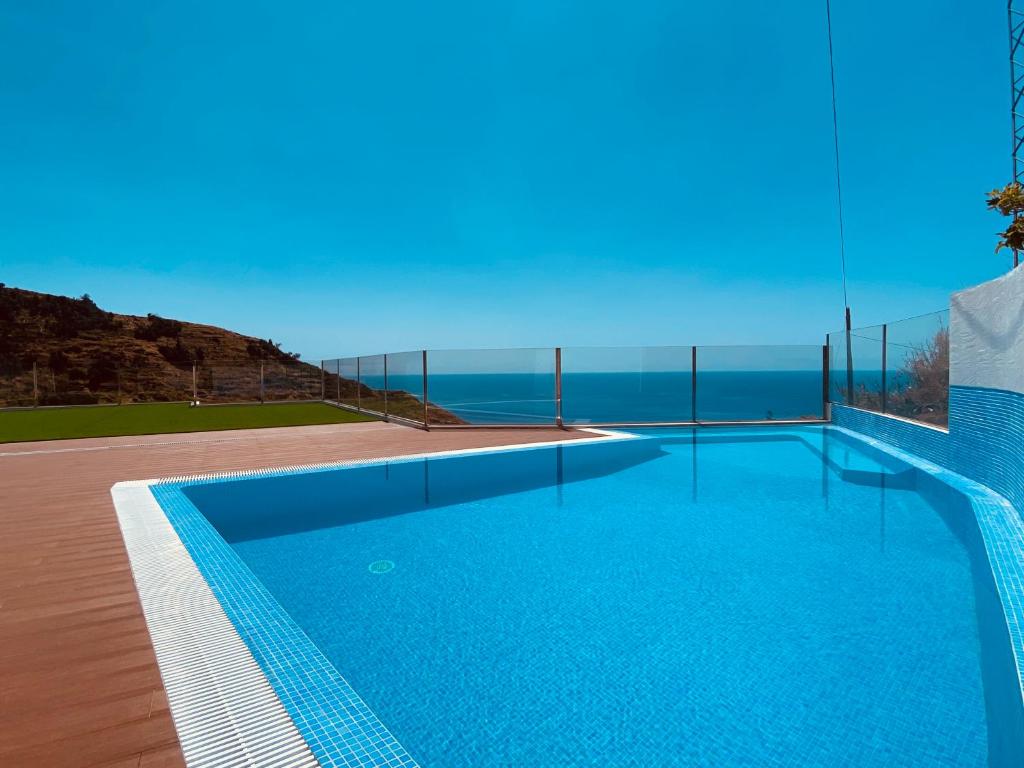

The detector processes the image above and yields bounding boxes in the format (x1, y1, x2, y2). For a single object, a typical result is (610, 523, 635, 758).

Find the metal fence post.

(880, 324, 888, 414)
(555, 347, 563, 428)
(320, 360, 325, 401)
(192, 362, 197, 402)
(845, 307, 854, 406)
(336, 359, 341, 402)
(822, 343, 830, 419)
(691, 346, 697, 422)
(825, 333, 830, 412)
(32, 362, 38, 408)
(422, 350, 429, 428)
(259, 361, 265, 403)
(357, 357, 362, 412)
(383, 354, 389, 420)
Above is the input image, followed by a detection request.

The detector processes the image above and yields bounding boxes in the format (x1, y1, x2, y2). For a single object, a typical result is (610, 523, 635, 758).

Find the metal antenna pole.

(1009, 1, 1024, 267)
(825, 0, 855, 399)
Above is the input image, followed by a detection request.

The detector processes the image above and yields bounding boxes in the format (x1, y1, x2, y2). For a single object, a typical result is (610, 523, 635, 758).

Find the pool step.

(837, 466, 916, 489)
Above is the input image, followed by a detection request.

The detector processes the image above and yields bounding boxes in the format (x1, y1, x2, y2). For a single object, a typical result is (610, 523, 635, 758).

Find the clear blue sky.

(0, 1, 1012, 359)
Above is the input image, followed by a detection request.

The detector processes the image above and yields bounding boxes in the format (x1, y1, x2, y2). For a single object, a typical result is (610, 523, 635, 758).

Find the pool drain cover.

(368, 560, 395, 574)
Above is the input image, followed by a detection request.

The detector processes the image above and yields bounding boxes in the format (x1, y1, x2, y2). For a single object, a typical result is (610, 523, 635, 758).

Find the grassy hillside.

(0, 285, 462, 423)
(0, 284, 323, 406)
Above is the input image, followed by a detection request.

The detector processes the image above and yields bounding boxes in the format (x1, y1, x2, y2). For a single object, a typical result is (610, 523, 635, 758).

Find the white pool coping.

(112, 481, 320, 767)
(111, 428, 632, 767)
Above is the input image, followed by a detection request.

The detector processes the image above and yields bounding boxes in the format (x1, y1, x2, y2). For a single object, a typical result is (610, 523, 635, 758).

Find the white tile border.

(111, 481, 319, 767)
(110, 428, 633, 767)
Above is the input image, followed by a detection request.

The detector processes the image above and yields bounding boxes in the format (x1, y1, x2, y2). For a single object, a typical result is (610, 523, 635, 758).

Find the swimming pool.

(129, 427, 1024, 767)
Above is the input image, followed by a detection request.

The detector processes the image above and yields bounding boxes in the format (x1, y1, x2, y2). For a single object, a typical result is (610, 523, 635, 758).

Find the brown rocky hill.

(0, 285, 461, 422)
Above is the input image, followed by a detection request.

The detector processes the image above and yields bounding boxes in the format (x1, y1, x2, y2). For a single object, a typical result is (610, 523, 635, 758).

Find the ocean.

(369, 371, 825, 424)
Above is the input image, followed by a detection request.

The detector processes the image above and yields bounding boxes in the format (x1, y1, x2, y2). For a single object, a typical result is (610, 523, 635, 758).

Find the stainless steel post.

(383, 354, 389, 420)
(845, 307, 854, 405)
(357, 357, 362, 412)
(555, 347, 563, 427)
(32, 362, 38, 407)
(320, 360, 325, 401)
(881, 324, 888, 414)
(691, 346, 697, 422)
(336, 359, 341, 402)
(422, 350, 429, 428)
(192, 362, 197, 401)
(822, 343, 830, 419)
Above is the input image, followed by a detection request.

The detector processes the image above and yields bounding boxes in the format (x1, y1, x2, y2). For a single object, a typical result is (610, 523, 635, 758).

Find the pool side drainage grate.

(112, 481, 319, 768)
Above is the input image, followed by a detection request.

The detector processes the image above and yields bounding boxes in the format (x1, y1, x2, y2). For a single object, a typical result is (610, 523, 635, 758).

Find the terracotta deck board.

(0, 420, 594, 767)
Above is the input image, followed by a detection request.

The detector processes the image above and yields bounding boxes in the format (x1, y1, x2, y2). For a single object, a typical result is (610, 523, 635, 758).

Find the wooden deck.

(0, 421, 594, 768)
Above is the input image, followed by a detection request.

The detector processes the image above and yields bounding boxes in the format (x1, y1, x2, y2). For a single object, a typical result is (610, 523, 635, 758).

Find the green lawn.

(0, 402, 377, 443)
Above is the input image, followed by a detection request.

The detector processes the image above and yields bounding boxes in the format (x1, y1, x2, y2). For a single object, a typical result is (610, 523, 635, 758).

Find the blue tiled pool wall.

(912, 471, 1024, 764)
(826, 415, 1024, 759)
(831, 385, 1024, 516)
(182, 437, 667, 546)
(950, 386, 1024, 520)
(831, 387, 1024, 757)
(829, 403, 950, 469)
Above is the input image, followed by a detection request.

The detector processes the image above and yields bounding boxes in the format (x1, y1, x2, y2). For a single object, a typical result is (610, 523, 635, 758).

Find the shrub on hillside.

(245, 338, 300, 361)
(135, 314, 183, 341)
(0, 287, 114, 354)
(843, 327, 949, 426)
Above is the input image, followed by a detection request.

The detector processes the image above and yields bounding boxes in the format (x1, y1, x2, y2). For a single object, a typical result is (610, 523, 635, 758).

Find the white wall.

(950, 266, 1024, 394)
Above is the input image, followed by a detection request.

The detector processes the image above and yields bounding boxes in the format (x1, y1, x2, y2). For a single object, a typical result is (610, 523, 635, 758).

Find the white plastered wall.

(950, 265, 1024, 394)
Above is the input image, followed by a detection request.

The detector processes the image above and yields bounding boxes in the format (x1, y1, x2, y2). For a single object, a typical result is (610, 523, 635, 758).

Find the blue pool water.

(178, 428, 1023, 767)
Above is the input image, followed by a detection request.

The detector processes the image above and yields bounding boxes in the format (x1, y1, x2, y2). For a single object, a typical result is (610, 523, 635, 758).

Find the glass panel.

(828, 327, 881, 409)
(12, 362, 196, 406)
(696, 345, 823, 421)
(561, 346, 692, 424)
(384, 351, 426, 425)
(199, 364, 261, 402)
(322, 358, 338, 403)
(324, 358, 357, 406)
(827, 331, 848, 404)
(358, 354, 388, 415)
(885, 310, 949, 427)
(426, 348, 555, 424)
(262, 359, 321, 401)
(18, 357, 128, 405)
(848, 324, 884, 411)
(337, 357, 361, 410)
(118, 365, 193, 403)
